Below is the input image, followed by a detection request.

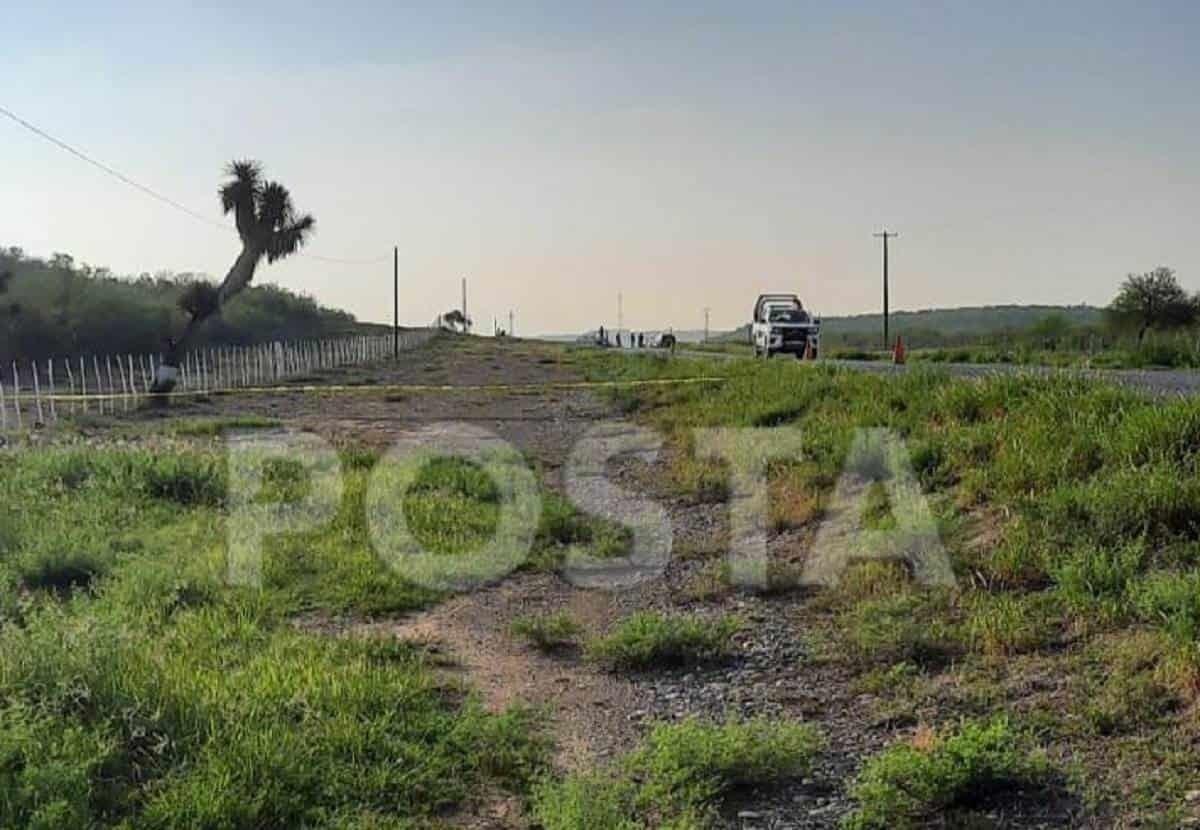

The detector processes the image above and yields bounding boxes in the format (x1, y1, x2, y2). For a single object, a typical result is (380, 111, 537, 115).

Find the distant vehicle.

(750, 294, 820, 359)
(651, 331, 676, 350)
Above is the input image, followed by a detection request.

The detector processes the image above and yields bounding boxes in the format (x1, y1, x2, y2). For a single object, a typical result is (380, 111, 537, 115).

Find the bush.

(509, 612, 583, 651)
(844, 718, 1053, 830)
(587, 613, 740, 670)
(133, 453, 225, 507)
(531, 773, 643, 830)
(630, 718, 821, 811)
(532, 718, 819, 830)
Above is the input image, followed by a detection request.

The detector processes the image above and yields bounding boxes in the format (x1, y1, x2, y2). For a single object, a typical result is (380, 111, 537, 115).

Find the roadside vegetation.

(533, 717, 821, 830)
(0, 416, 638, 828)
(576, 345, 1200, 825)
(710, 268, 1200, 370)
(0, 245, 381, 363)
(586, 612, 741, 670)
(844, 718, 1054, 830)
(511, 611, 585, 652)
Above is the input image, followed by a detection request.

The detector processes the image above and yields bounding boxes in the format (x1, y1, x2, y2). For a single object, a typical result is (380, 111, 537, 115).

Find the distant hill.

(822, 305, 1102, 334)
(0, 245, 385, 362)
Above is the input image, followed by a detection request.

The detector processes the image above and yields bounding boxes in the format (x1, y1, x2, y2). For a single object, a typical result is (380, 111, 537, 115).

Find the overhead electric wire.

(0, 103, 390, 266)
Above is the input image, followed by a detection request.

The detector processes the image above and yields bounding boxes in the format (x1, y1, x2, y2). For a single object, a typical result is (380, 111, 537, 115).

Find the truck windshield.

(768, 308, 808, 323)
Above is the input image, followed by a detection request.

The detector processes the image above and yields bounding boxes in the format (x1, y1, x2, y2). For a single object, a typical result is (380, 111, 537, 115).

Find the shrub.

(844, 718, 1053, 830)
(587, 613, 740, 670)
(132, 453, 225, 507)
(172, 416, 280, 437)
(509, 612, 583, 651)
(177, 280, 220, 319)
(630, 717, 821, 811)
(531, 773, 643, 830)
(532, 718, 819, 830)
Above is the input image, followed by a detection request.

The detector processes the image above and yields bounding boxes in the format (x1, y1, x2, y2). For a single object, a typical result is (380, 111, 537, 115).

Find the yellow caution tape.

(4, 375, 728, 403)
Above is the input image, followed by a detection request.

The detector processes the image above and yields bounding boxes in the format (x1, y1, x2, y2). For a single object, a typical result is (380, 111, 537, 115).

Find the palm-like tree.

(153, 160, 315, 392)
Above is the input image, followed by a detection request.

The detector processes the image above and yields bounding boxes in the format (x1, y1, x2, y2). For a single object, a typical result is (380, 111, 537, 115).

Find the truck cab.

(750, 294, 820, 359)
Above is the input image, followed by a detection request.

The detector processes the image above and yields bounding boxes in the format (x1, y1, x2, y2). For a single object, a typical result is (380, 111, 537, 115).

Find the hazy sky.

(5, 1, 1200, 334)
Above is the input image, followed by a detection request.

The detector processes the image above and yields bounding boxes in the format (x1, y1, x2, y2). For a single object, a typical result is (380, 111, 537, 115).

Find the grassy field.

(688, 335, 1200, 369)
(0, 416, 640, 828)
(575, 347, 1200, 827)
(8, 341, 1200, 827)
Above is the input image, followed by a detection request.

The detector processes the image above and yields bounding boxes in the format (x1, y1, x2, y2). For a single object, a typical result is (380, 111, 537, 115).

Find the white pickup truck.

(750, 294, 821, 359)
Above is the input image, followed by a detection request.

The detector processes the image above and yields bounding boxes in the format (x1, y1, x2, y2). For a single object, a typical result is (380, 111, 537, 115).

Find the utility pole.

(873, 230, 899, 349)
(704, 307, 711, 343)
(461, 277, 468, 332)
(392, 246, 399, 359)
(617, 292, 623, 336)
(509, 309, 514, 337)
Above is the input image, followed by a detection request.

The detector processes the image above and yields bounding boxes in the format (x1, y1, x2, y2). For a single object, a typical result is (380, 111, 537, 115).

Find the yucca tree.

(153, 160, 315, 392)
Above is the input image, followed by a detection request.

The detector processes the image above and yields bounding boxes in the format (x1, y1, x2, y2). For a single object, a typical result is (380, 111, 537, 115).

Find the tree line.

(0, 247, 375, 365)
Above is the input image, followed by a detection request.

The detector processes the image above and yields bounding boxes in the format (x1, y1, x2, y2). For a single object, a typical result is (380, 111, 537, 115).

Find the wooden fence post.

(93, 356, 104, 415)
(47, 359, 57, 422)
(31, 362, 44, 424)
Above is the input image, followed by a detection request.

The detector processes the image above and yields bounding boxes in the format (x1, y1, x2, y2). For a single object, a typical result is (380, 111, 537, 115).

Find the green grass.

(571, 348, 1200, 822)
(587, 612, 740, 670)
(844, 718, 1055, 830)
(532, 717, 820, 830)
(170, 415, 281, 437)
(510, 611, 584, 651)
(0, 428, 647, 826)
(629, 717, 822, 812)
(402, 456, 502, 556)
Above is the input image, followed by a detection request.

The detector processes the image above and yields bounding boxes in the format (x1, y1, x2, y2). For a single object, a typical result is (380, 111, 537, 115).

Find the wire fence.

(0, 329, 437, 428)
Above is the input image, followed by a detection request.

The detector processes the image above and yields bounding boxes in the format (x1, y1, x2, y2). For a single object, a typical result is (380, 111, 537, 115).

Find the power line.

(1, 104, 227, 231)
(0, 103, 390, 266)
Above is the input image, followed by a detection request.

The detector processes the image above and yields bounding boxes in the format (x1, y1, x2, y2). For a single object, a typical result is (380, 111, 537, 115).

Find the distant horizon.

(4, 239, 1114, 337)
(6, 2, 1199, 334)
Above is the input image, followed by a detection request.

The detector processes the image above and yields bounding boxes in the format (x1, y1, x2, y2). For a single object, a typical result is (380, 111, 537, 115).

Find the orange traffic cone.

(892, 336, 906, 365)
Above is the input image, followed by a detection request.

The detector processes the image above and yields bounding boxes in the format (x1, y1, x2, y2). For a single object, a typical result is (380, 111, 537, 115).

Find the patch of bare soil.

(335, 574, 642, 772)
